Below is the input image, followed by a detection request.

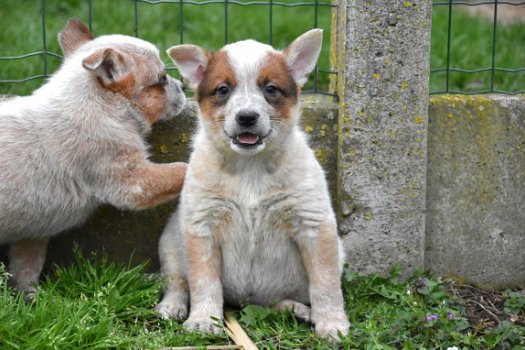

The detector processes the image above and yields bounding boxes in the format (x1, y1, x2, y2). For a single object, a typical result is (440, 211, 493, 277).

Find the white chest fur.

(178, 130, 332, 305)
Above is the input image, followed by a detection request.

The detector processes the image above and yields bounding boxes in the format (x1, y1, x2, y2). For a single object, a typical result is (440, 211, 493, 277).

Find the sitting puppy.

(0, 18, 187, 296)
(156, 30, 350, 340)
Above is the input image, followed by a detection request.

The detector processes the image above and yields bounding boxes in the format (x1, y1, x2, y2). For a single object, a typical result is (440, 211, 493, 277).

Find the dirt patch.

(449, 281, 525, 330)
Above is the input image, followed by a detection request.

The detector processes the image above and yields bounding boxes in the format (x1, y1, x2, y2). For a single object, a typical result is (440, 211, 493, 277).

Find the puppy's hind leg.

(273, 299, 312, 322)
(8, 238, 49, 300)
(156, 219, 189, 320)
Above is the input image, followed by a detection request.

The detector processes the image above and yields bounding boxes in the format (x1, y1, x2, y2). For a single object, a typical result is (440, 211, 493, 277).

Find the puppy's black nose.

(236, 111, 259, 127)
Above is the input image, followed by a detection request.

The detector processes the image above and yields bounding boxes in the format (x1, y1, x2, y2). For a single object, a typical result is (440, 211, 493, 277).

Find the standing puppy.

(0, 18, 187, 295)
(157, 30, 350, 340)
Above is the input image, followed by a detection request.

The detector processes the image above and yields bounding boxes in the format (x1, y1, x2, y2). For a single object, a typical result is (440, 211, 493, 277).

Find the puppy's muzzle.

(228, 110, 267, 147)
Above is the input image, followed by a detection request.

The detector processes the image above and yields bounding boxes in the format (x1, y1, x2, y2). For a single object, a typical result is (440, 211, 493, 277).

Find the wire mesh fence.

(430, 0, 525, 94)
(0, 0, 335, 97)
(0, 1, 524, 96)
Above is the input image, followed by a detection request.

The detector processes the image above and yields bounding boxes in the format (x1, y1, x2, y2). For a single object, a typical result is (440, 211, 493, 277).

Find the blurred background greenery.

(0, 0, 523, 96)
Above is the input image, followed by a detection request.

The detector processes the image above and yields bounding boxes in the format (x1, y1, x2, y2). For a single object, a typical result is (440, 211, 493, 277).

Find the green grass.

(0, 252, 229, 350)
(1, 253, 524, 349)
(0, 1, 523, 96)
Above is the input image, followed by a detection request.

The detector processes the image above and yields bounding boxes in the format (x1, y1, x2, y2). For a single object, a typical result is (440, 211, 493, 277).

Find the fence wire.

(0, 1, 524, 95)
(0, 0, 336, 96)
(430, 0, 525, 95)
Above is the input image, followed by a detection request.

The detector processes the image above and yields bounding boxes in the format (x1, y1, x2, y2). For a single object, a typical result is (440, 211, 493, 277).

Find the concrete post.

(334, 0, 432, 276)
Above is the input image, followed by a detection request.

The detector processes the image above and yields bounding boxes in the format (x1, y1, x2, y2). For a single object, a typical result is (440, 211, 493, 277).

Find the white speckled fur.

(0, 19, 187, 294)
(158, 29, 350, 340)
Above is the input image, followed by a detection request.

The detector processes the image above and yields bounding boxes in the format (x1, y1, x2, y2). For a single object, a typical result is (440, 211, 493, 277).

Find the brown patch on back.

(197, 50, 237, 120)
(257, 52, 298, 119)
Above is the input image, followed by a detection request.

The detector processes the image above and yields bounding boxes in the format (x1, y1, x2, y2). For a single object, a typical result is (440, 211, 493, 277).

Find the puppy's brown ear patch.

(59, 17, 93, 56)
(82, 48, 136, 97)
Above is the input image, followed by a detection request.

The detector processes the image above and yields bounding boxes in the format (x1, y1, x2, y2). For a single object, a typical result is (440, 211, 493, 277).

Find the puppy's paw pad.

(292, 304, 311, 322)
(315, 318, 350, 341)
(155, 301, 188, 320)
(273, 299, 311, 322)
(183, 316, 222, 335)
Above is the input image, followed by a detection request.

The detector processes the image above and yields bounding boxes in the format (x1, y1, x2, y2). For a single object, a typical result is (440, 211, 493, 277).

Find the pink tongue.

(237, 133, 259, 145)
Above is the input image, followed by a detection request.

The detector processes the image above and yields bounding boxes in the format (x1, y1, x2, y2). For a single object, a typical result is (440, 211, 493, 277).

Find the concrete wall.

(426, 95, 525, 289)
(333, 0, 432, 278)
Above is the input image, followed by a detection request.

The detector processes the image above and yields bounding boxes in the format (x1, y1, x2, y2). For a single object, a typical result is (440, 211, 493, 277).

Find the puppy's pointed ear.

(82, 48, 129, 85)
(59, 17, 93, 56)
(284, 29, 323, 87)
(167, 45, 210, 89)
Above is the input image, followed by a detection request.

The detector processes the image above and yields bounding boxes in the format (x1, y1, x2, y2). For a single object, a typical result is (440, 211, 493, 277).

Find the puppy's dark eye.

(216, 84, 230, 96)
(265, 84, 278, 95)
(158, 74, 168, 87)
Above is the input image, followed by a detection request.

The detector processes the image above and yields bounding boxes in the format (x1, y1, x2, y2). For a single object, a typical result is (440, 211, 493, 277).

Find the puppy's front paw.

(183, 315, 223, 335)
(273, 299, 311, 322)
(314, 315, 350, 341)
(155, 300, 188, 320)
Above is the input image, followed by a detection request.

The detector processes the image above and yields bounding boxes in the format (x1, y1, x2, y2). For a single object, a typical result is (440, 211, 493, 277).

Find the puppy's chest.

(195, 186, 324, 242)
(217, 195, 295, 259)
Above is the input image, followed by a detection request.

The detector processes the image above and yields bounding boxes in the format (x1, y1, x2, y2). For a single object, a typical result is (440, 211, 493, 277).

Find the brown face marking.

(102, 73, 135, 98)
(133, 84, 168, 124)
(126, 55, 168, 125)
(99, 52, 170, 125)
(196, 50, 237, 120)
(257, 52, 298, 119)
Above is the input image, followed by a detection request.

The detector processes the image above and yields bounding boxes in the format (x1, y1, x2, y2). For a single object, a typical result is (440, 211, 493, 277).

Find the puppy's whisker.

(223, 129, 235, 139)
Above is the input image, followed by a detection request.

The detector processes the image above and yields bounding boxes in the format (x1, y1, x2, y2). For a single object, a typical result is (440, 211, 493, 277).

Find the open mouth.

(225, 130, 272, 147)
(233, 132, 262, 147)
